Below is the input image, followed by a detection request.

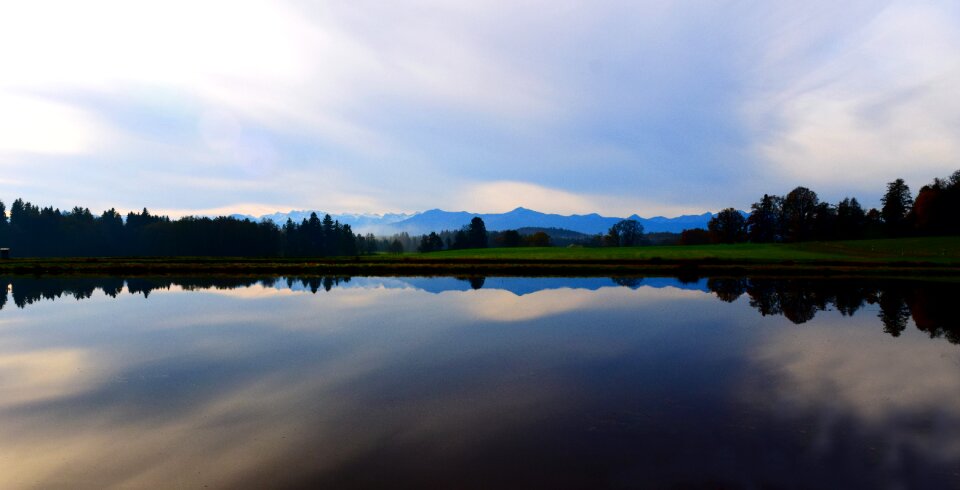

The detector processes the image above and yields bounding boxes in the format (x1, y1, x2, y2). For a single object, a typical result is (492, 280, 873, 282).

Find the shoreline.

(2, 256, 959, 279)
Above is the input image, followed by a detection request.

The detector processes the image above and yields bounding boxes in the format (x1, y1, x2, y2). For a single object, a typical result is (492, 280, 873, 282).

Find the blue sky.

(1, 0, 958, 217)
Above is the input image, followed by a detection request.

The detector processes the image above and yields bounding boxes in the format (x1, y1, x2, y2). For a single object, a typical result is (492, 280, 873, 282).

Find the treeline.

(683, 170, 960, 245)
(0, 197, 570, 257)
(3, 275, 956, 344)
(0, 199, 362, 257)
(415, 217, 648, 253)
(418, 217, 490, 252)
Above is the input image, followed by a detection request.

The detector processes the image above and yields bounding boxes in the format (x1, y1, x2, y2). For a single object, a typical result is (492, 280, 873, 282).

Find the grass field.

(0, 237, 957, 276)
(420, 237, 960, 264)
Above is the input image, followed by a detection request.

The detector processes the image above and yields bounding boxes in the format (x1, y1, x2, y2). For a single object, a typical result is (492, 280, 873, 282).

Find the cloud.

(0, 0, 559, 151)
(453, 180, 709, 216)
(455, 181, 597, 214)
(747, 1, 960, 196)
(0, 93, 109, 155)
(150, 203, 295, 219)
(2, 0, 959, 214)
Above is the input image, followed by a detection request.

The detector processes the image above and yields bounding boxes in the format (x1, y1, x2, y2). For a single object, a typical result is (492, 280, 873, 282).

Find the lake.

(1, 275, 958, 489)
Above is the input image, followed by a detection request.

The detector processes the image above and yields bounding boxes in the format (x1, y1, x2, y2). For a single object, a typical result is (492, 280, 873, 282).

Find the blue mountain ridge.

(233, 207, 735, 235)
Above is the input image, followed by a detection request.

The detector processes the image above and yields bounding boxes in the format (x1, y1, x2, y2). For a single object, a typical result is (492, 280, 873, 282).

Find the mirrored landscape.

(1, 275, 958, 489)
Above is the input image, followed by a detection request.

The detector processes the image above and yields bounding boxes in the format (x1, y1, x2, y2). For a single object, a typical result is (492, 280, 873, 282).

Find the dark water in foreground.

(1, 275, 958, 489)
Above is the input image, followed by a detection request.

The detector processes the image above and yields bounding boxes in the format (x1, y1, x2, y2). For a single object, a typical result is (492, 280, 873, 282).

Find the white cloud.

(3, 0, 959, 214)
(150, 203, 295, 219)
(0, 0, 560, 154)
(0, 93, 109, 155)
(453, 180, 708, 216)
(455, 181, 597, 214)
(748, 1, 960, 194)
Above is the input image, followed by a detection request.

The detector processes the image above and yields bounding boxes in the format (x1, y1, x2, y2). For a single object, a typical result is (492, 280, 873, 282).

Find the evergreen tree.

(467, 217, 488, 248)
(418, 232, 444, 253)
(881, 178, 913, 236)
(388, 239, 404, 254)
(836, 198, 866, 240)
(0, 200, 7, 246)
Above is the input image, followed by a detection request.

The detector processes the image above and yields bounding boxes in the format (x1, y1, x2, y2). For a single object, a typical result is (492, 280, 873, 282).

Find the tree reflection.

(705, 277, 960, 343)
(706, 278, 746, 303)
(611, 277, 643, 289)
(455, 276, 486, 290)
(906, 285, 960, 344)
(1, 275, 958, 345)
(0, 275, 354, 307)
(878, 288, 910, 337)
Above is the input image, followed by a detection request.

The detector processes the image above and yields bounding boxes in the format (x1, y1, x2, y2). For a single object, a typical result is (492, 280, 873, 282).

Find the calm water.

(1, 275, 958, 489)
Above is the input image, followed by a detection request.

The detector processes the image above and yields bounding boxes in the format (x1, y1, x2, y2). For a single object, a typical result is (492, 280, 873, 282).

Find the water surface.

(1, 276, 958, 489)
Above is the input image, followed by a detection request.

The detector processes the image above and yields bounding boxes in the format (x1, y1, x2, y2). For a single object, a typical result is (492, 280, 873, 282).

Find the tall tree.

(781, 186, 819, 242)
(912, 182, 944, 234)
(0, 200, 7, 245)
(864, 208, 884, 238)
(747, 194, 782, 243)
(811, 202, 837, 241)
(708, 208, 746, 243)
(418, 232, 444, 253)
(321, 214, 335, 254)
(466, 217, 488, 248)
(606, 219, 644, 246)
(881, 178, 913, 236)
(911, 170, 960, 236)
(836, 198, 866, 240)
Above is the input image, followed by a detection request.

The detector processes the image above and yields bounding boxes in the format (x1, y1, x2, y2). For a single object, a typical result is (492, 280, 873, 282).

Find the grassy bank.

(421, 237, 960, 263)
(0, 237, 957, 277)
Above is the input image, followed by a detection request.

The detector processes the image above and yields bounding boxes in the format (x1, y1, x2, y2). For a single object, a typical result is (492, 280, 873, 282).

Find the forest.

(0, 170, 957, 257)
(687, 170, 960, 245)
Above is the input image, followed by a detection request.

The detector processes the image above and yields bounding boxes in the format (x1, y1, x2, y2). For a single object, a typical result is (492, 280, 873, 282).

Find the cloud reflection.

(743, 313, 960, 479)
(0, 349, 96, 408)
(0, 277, 957, 488)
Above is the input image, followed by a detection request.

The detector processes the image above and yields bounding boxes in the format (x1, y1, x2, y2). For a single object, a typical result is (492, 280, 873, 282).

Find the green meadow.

(420, 237, 960, 264)
(1, 237, 958, 277)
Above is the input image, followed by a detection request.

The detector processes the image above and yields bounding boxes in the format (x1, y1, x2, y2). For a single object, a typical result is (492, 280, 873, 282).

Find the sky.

(1, 0, 959, 218)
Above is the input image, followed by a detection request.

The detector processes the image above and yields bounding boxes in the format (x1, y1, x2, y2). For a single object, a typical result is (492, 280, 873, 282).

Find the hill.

(244, 207, 727, 235)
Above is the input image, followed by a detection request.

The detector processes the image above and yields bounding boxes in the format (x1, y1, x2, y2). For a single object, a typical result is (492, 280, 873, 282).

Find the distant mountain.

(232, 206, 734, 235)
(382, 207, 719, 235)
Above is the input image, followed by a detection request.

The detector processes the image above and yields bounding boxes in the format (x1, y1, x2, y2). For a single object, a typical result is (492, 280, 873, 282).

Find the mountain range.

(231, 207, 725, 235)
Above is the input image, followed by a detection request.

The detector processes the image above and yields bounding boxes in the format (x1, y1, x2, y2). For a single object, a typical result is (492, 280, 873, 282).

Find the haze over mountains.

(232, 207, 721, 235)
